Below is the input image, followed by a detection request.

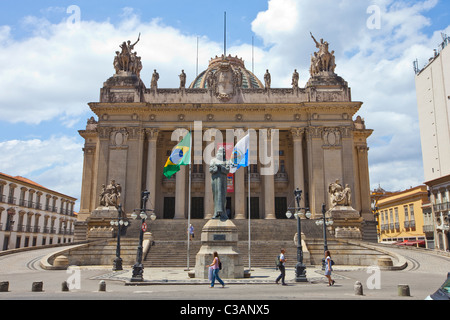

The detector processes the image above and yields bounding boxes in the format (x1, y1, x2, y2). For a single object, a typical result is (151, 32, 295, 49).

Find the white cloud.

(0, 1, 449, 200)
(0, 136, 83, 210)
(250, 0, 449, 191)
(0, 8, 222, 126)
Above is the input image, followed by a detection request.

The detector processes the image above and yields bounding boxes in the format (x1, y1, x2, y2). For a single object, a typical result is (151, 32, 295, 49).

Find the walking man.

(276, 249, 287, 285)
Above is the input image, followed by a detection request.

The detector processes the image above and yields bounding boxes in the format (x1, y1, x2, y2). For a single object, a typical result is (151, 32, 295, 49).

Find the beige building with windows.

(77, 35, 377, 241)
(376, 185, 433, 248)
(0, 172, 77, 251)
(415, 35, 450, 251)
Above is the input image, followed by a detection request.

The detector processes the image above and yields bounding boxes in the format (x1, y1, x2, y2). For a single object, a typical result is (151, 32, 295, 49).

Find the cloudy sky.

(0, 0, 449, 211)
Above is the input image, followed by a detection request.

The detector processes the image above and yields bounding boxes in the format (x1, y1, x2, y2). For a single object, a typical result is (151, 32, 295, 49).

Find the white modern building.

(415, 34, 450, 251)
(0, 172, 77, 251)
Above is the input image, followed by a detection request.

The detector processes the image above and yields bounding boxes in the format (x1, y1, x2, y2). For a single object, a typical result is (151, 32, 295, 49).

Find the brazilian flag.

(163, 132, 191, 179)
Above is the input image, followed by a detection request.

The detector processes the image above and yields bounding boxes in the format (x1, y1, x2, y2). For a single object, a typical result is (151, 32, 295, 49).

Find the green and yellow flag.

(163, 132, 191, 179)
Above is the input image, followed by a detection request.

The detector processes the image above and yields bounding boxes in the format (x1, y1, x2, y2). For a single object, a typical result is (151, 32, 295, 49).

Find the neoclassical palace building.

(77, 35, 375, 239)
(0, 173, 77, 251)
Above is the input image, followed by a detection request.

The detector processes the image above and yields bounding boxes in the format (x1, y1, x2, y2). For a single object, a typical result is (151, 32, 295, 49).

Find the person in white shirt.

(276, 249, 287, 285)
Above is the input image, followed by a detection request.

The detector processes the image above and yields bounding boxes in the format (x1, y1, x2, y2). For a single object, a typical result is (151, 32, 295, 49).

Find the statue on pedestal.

(309, 32, 337, 76)
(114, 34, 142, 76)
(210, 147, 230, 221)
(328, 179, 352, 207)
(99, 179, 122, 208)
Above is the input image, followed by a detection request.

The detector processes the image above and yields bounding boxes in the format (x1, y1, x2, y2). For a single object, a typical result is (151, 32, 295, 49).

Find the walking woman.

(324, 250, 335, 286)
(207, 251, 225, 288)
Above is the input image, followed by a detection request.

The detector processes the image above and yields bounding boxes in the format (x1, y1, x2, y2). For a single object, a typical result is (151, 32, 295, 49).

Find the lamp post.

(110, 204, 129, 271)
(130, 190, 156, 282)
(285, 188, 311, 282)
(315, 203, 333, 270)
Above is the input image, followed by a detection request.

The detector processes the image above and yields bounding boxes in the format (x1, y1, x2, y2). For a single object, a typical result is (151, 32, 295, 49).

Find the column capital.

(291, 128, 305, 140)
(146, 128, 159, 141)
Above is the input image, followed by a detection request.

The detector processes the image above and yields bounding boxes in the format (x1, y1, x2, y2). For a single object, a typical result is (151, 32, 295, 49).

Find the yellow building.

(375, 185, 434, 248)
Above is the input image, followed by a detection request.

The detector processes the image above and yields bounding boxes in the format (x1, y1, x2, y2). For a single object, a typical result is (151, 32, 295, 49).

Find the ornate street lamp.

(110, 204, 129, 271)
(315, 203, 333, 269)
(130, 190, 156, 282)
(285, 188, 311, 282)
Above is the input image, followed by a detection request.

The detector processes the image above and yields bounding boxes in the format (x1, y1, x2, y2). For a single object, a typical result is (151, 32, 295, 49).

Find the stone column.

(174, 165, 186, 219)
(263, 174, 275, 219)
(357, 145, 372, 221)
(291, 128, 305, 208)
(233, 128, 246, 220)
(262, 130, 276, 220)
(78, 140, 96, 221)
(306, 127, 326, 217)
(146, 129, 159, 212)
(234, 169, 246, 219)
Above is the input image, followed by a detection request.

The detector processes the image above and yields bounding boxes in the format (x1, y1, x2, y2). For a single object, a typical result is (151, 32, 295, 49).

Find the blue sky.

(0, 0, 449, 210)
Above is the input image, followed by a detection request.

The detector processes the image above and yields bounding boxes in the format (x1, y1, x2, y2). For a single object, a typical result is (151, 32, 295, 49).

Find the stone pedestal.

(86, 206, 120, 239)
(195, 219, 244, 279)
(327, 206, 363, 240)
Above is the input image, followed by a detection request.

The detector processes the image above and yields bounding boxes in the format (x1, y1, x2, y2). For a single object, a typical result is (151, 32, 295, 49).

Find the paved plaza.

(0, 244, 448, 305)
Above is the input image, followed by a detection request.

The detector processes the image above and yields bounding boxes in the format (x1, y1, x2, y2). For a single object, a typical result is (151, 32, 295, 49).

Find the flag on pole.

(230, 133, 249, 174)
(163, 132, 191, 179)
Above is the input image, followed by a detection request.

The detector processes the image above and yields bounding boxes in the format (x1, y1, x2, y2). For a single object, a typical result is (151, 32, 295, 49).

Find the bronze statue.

(114, 34, 141, 75)
(210, 147, 230, 221)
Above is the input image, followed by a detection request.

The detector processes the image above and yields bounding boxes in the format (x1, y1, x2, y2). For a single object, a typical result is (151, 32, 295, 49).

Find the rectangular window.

(389, 209, 394, 230)
(409, 204, 415, 227)
(394, 207, 399, 229)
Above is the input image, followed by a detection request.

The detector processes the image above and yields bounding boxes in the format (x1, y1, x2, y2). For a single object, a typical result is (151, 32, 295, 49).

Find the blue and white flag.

(230, 134, 249, 174)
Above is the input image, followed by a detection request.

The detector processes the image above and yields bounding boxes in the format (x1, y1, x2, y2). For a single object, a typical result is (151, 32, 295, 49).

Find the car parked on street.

(426, 273, 450, 300)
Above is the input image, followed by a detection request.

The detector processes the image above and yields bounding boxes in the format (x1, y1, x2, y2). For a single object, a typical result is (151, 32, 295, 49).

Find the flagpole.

(248, 141, 251, 272)
(186, 126, 192, 271)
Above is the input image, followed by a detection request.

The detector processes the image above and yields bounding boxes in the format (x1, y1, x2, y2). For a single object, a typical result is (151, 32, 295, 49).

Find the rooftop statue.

(310, 32, 336, 76)
(114, 33, 142, 77)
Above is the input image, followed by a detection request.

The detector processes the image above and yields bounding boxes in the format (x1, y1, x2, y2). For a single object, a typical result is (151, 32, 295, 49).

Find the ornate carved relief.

(306, 126, 323, 139)
(146, 128, 159, 141)
(209, 60, 238, 102)
(323, 128, 342, 147)
(109, 128, 129, 146)
(291, 128, 304, 141)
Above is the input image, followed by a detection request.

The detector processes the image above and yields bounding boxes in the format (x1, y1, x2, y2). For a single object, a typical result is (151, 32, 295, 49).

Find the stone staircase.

(124, 219, 331, 268)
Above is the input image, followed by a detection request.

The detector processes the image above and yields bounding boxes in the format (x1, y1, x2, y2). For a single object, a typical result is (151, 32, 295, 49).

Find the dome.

(189, 54, 264, 89)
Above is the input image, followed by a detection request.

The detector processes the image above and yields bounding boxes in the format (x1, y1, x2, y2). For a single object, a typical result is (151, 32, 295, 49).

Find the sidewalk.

(89, 265, 363, 286)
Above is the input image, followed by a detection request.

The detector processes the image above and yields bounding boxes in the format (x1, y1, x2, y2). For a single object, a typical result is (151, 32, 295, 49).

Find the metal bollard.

(398, 284, 410, 297)
(354, 281, 364, 296)
(98, 280, 106, 292)
(32, 281, 43, 292)
(0, 281, 9, 292)
(62, 281, 70, 292)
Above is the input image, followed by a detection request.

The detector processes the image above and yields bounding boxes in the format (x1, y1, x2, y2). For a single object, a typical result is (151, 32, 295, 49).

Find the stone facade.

(77, 38, 374, 233)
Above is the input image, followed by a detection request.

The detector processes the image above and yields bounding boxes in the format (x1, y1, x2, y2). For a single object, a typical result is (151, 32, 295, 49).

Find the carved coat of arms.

(209, 60, 237, 102)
